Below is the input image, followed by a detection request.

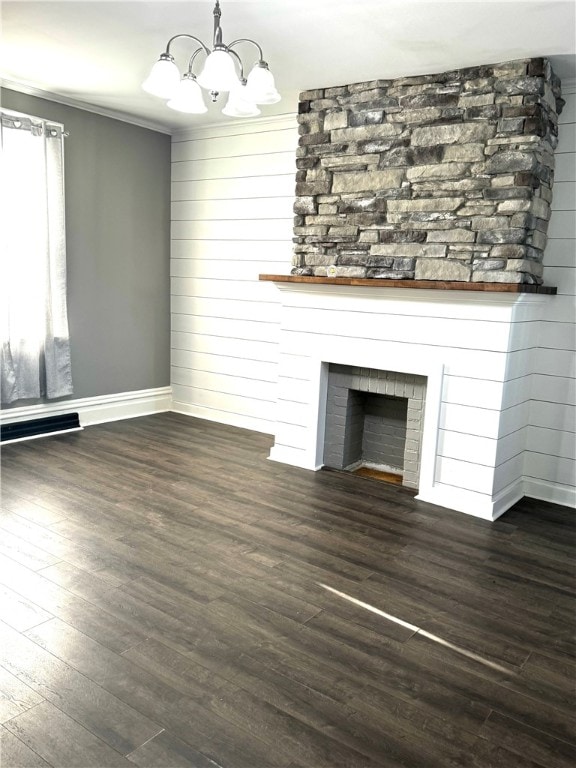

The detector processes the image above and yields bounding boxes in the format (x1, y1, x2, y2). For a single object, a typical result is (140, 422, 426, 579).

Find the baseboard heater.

(1, 413, 83, 444)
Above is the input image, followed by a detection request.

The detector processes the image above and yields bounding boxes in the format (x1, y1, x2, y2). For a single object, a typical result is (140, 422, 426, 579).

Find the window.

(1, 110, 73, 404)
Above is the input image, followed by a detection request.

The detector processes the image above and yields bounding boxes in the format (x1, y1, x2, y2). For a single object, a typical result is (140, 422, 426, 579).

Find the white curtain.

(1, 113, 73, 404)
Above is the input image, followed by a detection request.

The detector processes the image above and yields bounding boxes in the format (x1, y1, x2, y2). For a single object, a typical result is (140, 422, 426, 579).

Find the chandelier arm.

(227, 38, 264, 62)
(226, 48, 245, 80)
(165, 34, 210, 56)
(186, 47, 206, 75)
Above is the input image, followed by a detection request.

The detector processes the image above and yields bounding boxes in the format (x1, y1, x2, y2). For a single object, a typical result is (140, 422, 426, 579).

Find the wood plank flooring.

(0, 412, 574, 768)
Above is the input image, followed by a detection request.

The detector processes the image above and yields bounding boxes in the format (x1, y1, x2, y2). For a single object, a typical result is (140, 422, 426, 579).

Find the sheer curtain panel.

(1, 112, 73, 404)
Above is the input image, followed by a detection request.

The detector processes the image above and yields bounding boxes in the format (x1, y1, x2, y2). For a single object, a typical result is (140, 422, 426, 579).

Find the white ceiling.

(1, 0, 575, 133)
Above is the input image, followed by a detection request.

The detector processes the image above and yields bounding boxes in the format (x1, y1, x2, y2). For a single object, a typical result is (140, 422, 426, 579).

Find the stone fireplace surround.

(292, 57, 563, 285)
(261, 57, 561, 521)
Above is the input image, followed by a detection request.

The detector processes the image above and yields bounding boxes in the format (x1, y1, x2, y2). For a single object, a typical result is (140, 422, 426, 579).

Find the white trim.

(0, 387, 173, 428)
(409, 477, 575, 519)
(490, 480, 527, 520)
(268, 444, 320, 470)
(419, 480, 526, 522)
(272, 281, 553, 312)
(304, 358, 444, 496)
(523, 477, 576, 510)
(418, 362, 444, 498)
(1, 79, 172, 135)
(171, 399, 273, 435)
(415, 485, 502, 521)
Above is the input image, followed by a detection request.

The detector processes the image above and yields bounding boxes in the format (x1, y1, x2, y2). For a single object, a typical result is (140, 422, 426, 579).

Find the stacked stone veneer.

(323, 365, 427, 489)
(292, 58, 564, 283)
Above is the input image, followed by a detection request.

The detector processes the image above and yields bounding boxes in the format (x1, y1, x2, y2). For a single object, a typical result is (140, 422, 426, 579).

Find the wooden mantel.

(259, 275, 557, 294)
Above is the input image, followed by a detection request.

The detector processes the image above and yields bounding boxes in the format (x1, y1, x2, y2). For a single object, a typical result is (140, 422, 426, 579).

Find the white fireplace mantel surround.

(266, 280, 555, 521)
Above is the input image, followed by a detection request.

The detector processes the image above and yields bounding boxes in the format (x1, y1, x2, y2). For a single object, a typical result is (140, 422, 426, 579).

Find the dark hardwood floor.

(0, 412, 574, 768)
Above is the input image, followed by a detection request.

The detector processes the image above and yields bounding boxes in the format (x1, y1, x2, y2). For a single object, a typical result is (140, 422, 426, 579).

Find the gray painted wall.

(1, 89, 171, 403)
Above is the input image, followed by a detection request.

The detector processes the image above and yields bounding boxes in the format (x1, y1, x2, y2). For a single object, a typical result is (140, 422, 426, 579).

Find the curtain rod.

(0, 107, 69, 136)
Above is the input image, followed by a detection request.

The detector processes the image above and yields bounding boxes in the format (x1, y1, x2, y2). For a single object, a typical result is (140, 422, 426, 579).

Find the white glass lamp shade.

(245, 62, 281, 104)
(222, 83, 261, 117)
(167, 76, 208, 113)
(142, 55, 181, 98)
(196, 49, 240, 92)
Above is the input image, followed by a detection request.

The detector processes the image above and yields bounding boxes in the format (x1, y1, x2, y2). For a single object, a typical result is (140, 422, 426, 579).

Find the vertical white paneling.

(170, 115, 298, 433)
(527, 87, 576, 509)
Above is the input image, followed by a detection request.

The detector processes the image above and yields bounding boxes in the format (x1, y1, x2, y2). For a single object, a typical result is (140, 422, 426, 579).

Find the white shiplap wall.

(170, 95, 575, 513)
(170, 115, 298, 432)
(524, 87, 576, 508)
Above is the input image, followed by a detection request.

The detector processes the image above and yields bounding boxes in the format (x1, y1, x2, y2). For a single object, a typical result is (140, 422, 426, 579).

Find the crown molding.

(0, 79, 172, 135)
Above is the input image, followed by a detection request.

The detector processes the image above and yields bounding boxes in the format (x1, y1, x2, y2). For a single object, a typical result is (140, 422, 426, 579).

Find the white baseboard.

(416, 481, 529, 520)
(268, 443, 322, 471)
(523, 477, 576, 510)
(416, 485, 498, 520)
(416, 480, 527, 521)
(1, 387, 173, 427)
(171, 400, 273, 435)
(490, 480, 527, 520)
(417, 477, 574, 521)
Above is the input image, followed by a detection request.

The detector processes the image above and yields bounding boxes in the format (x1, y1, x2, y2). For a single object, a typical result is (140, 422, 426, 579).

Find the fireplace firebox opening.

(323, 365, 426, 489)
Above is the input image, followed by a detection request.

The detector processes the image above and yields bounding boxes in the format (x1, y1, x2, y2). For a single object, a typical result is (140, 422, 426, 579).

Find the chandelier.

(142, 0, 280, 117)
